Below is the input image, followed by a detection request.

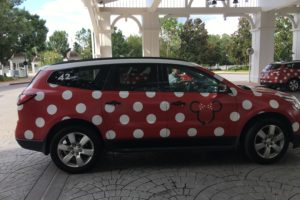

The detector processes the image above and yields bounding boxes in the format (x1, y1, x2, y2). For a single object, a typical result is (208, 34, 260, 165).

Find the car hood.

(238, 85, 293, 98)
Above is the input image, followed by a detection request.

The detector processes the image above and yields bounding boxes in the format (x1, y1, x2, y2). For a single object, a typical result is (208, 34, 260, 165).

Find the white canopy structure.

(82, 0, 300, 82)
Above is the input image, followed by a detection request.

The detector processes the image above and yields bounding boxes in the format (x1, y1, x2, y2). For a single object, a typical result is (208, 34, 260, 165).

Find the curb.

(9, 81, 31, 86)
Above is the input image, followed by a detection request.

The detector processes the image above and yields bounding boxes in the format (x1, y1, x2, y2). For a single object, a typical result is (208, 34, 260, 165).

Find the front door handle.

(105, 100, 121, 105)
(171, 101, 186, 106)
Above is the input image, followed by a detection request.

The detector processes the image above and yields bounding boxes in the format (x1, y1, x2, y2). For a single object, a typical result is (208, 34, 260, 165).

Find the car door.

(101, 63, 167, 148)
(159, 64, 239, 146)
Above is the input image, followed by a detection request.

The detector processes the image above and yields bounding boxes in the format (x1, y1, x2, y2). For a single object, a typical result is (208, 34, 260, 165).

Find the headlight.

(283, 95, 300, 110)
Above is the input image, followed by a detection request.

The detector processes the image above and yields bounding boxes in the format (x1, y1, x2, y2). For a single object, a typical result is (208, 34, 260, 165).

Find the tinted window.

(293, 62, 300, 70)
(161, 65, 220, 93)
(48, 66, 109, 90)
(104, 64, 159, 91)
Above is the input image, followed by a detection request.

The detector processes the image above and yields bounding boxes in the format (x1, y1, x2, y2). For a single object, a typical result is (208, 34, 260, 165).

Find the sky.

(19, 0, 239, 45)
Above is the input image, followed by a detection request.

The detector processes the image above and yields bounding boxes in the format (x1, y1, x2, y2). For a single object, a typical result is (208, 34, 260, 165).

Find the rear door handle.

(105, 100, 121, 105)
(171, 101, 186, 106)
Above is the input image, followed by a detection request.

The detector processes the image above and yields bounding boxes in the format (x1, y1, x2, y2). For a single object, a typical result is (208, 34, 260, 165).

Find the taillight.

(17, 94, 36, 106)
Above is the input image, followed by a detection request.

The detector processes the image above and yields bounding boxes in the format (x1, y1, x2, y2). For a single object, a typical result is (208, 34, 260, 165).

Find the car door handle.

(105, 100, 121, 105)
(171, 101, 186, 106)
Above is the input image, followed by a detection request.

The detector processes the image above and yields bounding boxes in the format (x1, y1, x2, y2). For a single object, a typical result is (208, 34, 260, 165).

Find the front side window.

(48, 66, 108, 90)
(162, 65, 220, 93)
(104, 64, 159, 91)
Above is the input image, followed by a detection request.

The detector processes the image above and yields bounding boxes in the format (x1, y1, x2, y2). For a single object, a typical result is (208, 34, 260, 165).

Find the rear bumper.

(16, 139, 46, 154)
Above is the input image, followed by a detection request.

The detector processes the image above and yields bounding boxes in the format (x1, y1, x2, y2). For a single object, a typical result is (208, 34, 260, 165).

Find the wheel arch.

(43, 118, 103, 154)
(238, 112, 293, 146)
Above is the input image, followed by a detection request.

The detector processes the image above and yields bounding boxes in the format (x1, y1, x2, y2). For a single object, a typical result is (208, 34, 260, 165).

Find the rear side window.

(48, 66, 109, 90)
(292, 62, 300, 70)
(104, 64, 159, 91)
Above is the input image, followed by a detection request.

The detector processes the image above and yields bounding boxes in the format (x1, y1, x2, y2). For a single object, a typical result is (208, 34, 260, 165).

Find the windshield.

(264, 64, 281, 71)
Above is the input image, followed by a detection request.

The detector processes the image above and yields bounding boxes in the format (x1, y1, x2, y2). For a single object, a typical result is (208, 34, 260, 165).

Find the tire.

(50, 125, 101, 173)
(287, 79, 299, 92)
(244, 118, 290, 164)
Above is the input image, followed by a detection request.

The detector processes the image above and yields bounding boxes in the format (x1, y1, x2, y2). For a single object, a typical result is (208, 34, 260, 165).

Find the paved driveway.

(1, 81, 300, 200)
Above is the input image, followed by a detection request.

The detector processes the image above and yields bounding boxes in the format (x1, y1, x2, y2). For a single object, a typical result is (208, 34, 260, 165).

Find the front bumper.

(292, 133, 300, 148)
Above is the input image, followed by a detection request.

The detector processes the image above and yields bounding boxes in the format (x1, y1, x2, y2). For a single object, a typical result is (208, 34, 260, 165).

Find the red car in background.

(260, 61, 300, 92)
(15, 58, 300, 173)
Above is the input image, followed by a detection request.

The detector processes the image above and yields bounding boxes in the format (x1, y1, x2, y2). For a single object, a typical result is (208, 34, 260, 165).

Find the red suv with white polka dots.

(16, 58, 300, 173)
(260, 61, 300, 92)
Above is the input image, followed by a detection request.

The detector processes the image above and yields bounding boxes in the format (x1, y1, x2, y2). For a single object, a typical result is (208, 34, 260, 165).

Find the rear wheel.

(287, 79, 299, 92)
(50, 125, 101, 173)
(244, 118, 289, 164)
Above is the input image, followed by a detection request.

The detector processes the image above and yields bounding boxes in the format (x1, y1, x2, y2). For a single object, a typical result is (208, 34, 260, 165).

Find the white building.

(82, 0, 300, 83)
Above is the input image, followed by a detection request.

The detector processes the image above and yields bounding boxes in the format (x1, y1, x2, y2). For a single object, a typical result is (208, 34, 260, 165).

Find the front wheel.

(287, 79, 299, 92)
(244, 118, 290, 164)
(50, 126, 101, 173)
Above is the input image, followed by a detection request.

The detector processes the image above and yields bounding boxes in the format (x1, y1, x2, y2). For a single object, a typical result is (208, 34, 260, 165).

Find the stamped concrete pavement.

(1, 77, 300, 200)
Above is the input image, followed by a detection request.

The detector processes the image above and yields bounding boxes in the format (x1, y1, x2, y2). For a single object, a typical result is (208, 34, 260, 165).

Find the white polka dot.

(92, 115, 102, 125)
(120, 114, 130, 125)
(160, 128, 170, 138)
(174, 92, 184, 97)
(49, 83, 58, 88)
(214, 127, 224, 136)
(269, 100, 279, 109)
(253, 91, 262, 97)
(18, 105, 23, 111)
(92, 91, 102, 99)
(187, 128, 197, 137)
(24, 130, 34, 140)
(119, 91, 129, 98)
(35, 117, 45, 128)
(146, 114, 156, 124)
(76, 103, 86, 113)
(175, 113, 185, 123)
(293, 122, 300, 132)
(35, 92, 45, 101)
(62, 90, 72, 100)
(214, 74, 224, 81)
(242, 100, 252, 110)
(230, 112, 240, 122)
(105, 105, 115, 113)
(133, 129, 144, 139)
(146, 91, 156, 98)
(229, 87, 237, 96)
(200, 93, 209, 97)
(133, 102, 143, 112)
(160, 101, 170, 111)
(62, 116, 70, 121)
(106, 130, 116, 140)
(47, 104, 57, 115)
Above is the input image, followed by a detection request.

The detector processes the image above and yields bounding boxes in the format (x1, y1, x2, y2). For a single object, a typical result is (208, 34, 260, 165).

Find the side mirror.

(218, 83, 229, 93)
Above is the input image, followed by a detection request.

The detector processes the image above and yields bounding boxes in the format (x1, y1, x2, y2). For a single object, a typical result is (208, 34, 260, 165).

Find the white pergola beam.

(99, 7, 261, 15)
(148, 0, 161, 12)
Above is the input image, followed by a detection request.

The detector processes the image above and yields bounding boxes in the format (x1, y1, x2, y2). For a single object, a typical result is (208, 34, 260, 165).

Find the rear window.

(48, 66, 109, 90)
(264, 64, 281, 71)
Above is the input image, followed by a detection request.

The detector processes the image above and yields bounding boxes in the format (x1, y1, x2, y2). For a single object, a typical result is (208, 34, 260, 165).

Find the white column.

(250, 11, 275, 83)
(142, 13, 160, 57)
(293, 14, 300, 60)
(98, 12, 112, 58)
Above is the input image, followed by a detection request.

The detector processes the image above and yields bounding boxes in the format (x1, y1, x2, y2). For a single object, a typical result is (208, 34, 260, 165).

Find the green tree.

(112, 27, 128, 57)
(179, 18, 208, 64)
(228, 18, 251, 65)
(160, 18, 182, 58)
(0, 1, 48, 64)
(274, 16, 293, 61)
(126, 35, 142, 57)
(40, 50, 63, 65)
(74, 28, 92, 59)
(47, 31, 69, 56)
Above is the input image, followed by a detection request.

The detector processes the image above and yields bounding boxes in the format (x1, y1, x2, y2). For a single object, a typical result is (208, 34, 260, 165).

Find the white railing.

(99, 0, 147, 8)
(159, 0, 186, 8)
